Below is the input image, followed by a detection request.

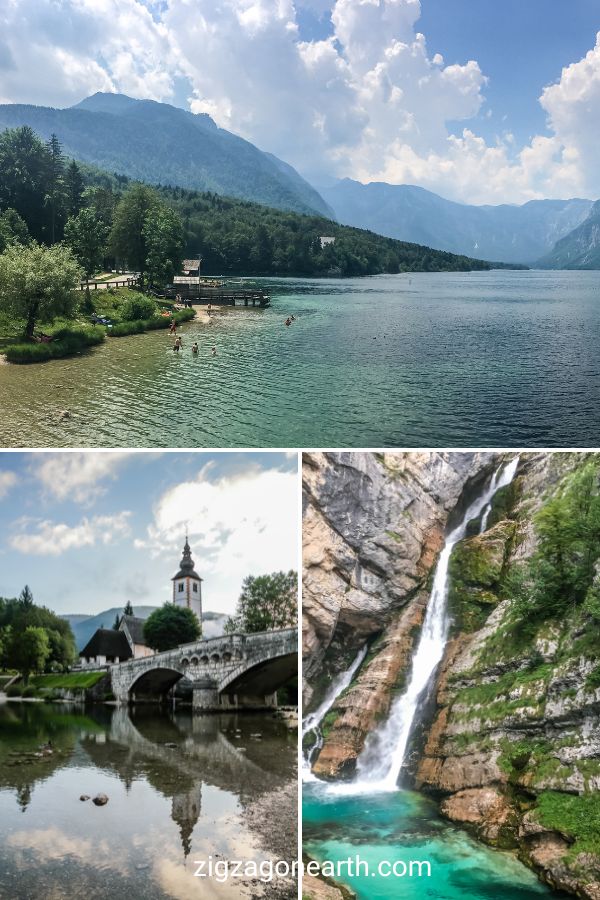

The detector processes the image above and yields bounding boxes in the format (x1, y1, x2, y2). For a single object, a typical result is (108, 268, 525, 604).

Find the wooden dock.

(166, 283, 270, 308)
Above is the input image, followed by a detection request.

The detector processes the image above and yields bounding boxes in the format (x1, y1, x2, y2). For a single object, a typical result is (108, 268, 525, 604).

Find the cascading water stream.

(331, 455, 519, 795)
(301, 644, 368, 781)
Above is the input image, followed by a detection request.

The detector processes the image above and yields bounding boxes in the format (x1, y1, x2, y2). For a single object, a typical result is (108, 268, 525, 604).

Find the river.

(0, 270, 599, 448)
(0, 701, 297, 899)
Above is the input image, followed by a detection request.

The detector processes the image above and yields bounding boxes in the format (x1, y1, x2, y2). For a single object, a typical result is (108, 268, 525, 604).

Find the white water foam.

(328, 456, 519, 796)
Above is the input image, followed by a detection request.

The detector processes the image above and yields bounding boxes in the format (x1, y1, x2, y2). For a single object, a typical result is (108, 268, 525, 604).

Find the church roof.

(80, 628, 133, 660)
(171, 538, 203, 582)
(120, 615, 148, 645)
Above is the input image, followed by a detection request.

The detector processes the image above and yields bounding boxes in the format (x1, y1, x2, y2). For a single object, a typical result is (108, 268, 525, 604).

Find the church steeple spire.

(171, 535, 203, 629)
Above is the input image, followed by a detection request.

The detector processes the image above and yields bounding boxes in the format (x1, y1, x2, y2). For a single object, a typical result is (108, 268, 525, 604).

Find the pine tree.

(65, 160, 85, 217)
(123, 600, 134, 616)
(45, 134, 66, 243)
(18, 585, 34, 609)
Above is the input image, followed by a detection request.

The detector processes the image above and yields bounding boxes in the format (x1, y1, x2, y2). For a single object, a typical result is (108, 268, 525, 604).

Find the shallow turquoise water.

(303, 783, 566, 900)
(1, 270, 599, 447)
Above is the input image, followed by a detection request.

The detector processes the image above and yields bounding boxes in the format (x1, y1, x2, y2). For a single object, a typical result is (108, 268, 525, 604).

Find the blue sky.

(418, 0, 600, 148)
(0, 0, 599, 202)
(0, 452, 298, 617)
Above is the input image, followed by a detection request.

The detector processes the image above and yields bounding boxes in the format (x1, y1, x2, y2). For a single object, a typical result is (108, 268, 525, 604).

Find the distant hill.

(319, 179, 594, 264)
(62, 607, 228, 650)
(538, 200, 600, 269)
(0, 92, 333, 218)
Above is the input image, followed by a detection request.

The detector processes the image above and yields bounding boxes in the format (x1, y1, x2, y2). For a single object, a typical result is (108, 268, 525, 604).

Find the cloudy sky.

(0, 0, 599, 203)
(0, 451, 298, 617)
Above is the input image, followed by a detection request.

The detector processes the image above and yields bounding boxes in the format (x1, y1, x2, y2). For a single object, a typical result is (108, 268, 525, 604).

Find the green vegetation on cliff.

(536, 791, 600, 857)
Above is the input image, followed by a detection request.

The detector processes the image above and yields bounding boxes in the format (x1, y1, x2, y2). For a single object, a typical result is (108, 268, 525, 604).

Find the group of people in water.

(170, 327, 216, 357)
(168, 308, 296, 358)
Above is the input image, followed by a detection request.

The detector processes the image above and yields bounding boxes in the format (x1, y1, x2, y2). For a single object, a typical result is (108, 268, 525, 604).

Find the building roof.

(120, 614, 148, 646)
(79, 628, 133, 660)
(172, 538, 203, 582)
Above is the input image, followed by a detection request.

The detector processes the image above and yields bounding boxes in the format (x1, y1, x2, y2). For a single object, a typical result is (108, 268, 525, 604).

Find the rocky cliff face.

(303, 450, 497, 777)
(304, 451, 600, 899)
(415, 452, 600, 899)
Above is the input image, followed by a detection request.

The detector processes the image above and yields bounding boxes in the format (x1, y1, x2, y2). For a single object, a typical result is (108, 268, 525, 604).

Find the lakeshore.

(1, 270, 599, 447)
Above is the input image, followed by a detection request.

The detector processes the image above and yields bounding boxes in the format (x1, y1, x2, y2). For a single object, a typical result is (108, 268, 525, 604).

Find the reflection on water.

(1, 270, 600, 448)
(303, 783, 569, 900)
(0, 702, 297, 899)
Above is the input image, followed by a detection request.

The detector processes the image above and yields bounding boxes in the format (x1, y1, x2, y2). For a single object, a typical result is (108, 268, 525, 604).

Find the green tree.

(123, 600, 134, 616)
(19, 585, 34, 609)
(0, 209, 29, 252)
(143, 604, 201, 652)
(113, 613, 121, 630)
(0, 241, 83, 338)
(109, 184, 159, 288)
(513, 460, 600, 622)
(65, 160, 85, 217)
(45, 134, 66, 243)
(0, 126, 51, 242)
(143, 204, 185, 287)
(64, 207, 109, 301)
(225, 571, 298, 634)
(8, 626, 50, 684)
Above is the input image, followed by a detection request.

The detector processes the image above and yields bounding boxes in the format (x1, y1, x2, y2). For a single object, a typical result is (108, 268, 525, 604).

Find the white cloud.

(0, 1, 598, 202)
(10, 512, 132, 555)
(0, 470, 18, 499)
(0, 0, 176, 107)
(32, 451, 131, 504)
(135, 466, 298, 606)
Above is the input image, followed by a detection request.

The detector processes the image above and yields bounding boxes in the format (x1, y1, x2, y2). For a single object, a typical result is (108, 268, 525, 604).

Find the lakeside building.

(79, 538, 204, 668)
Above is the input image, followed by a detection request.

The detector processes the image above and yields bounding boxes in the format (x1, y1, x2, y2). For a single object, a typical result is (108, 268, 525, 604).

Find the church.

(79, 538, 203, 668)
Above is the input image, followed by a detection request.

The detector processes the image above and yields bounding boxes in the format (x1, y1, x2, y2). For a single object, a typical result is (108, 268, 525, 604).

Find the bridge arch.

(218, 649, 297, 700)
(128, 666, 184, 700)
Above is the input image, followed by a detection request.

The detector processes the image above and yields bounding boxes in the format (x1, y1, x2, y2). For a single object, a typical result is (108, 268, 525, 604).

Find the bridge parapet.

(110, 628, 297, 709)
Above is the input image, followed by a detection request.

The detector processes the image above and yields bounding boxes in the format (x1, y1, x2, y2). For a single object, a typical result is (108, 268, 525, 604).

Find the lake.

(0, 701, 297, 899)
(303, 782, 568, 900)
(1, 270, 599, 448)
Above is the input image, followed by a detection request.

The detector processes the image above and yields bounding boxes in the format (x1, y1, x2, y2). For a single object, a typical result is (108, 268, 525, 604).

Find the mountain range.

(319, 179, 594, 265)
(62, 606, 228, 651)
(0, 92, 598, 268)
(538, 200, 600, 269)
(0, 92, 333, 218)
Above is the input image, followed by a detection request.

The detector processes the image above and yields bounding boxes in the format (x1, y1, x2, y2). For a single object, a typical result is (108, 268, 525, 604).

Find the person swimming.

(192, 342, 199, 354)
(173, 337, 182, 352)
(285, 317, 291, 326)
(211, 346, 217, 356)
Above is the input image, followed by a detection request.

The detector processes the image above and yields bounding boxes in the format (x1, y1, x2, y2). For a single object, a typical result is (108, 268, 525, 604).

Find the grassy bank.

(30, 671, 108, 690)
(2, 287, 196, 363)
(4, 326, 105, 363)
(108, 306, 195, 336)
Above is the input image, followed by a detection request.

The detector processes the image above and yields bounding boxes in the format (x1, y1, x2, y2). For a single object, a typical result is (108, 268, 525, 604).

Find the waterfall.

(340, 455, 519, 794)
(302, 644, 368, 780)
(480, 503, 492, 534)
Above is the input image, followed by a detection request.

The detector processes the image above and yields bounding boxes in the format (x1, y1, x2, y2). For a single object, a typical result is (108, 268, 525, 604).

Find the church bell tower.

(172, 536, 203, 627)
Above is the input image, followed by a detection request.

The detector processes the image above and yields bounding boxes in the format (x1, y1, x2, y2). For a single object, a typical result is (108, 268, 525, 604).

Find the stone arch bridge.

(110, 628, 297, 711)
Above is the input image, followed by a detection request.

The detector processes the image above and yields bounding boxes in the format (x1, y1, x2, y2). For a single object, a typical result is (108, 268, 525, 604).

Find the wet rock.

(79, 795, 90, 802)
(92, 793, 109, 806)
(441, 787, 517, 846)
